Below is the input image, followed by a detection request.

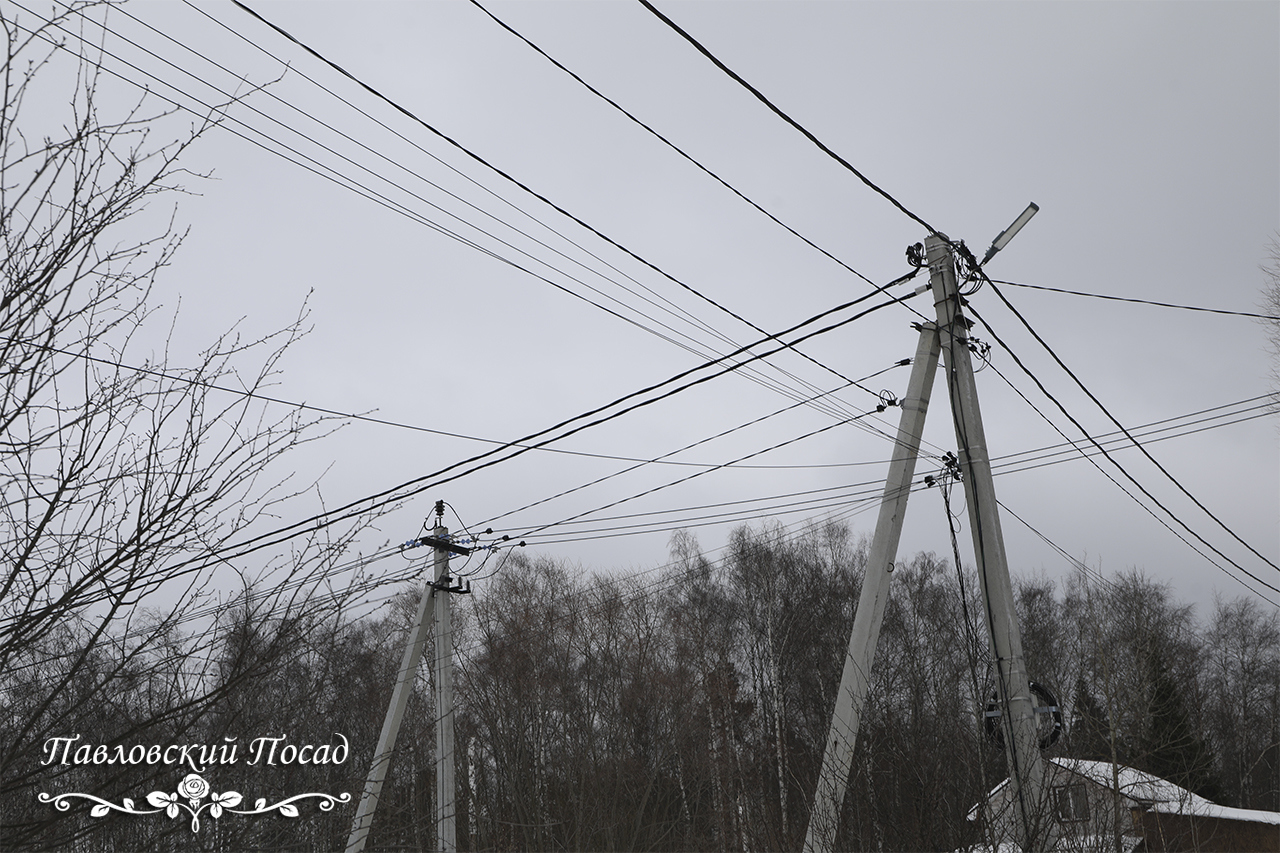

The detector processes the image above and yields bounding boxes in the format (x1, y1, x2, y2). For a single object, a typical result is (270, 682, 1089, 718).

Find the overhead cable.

(514, 401, 893, 543)
(223, 0, 887, 402)
(978, 276, 1280, 576)
(487, 396, 1271, 544)
(37, 5, 878, 425)
(965, 300, 1280, 597)
(993, 279, 1280, 321)
(467, 0, 881, 289)
(637, 0, 941, 238)
(57, 282, 921, 596)
(476, 361, 908, 528)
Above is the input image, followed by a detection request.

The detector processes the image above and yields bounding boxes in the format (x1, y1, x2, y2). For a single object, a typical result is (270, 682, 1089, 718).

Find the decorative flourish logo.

(39, 773, 351, 833)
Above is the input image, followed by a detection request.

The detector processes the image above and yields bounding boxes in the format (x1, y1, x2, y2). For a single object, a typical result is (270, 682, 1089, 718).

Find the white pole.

(346, 526, 449, 853)
(927, 235, 1054, 851)
(434, 534, 457, 853)
(804, 317, 942, 852)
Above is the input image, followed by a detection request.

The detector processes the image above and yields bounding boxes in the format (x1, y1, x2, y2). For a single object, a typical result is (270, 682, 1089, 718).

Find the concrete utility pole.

(347, 517, 469, 853)
(926, 235, 1053, 852)
(803, 316, 942, 853)
(434, 539, 458, 853)
(804, 235, 1053, 852)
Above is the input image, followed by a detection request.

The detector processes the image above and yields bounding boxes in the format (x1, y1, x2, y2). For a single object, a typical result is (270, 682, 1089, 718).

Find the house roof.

(971, 759, 1280, 827)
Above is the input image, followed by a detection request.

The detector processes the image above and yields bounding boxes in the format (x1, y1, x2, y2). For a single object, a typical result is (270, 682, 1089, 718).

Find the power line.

(449, 509, 865, 662)
(489, 395, 1272, 544)
(514, 401, 893, 543)
(992, 279, 1280, 321)
(518, 491, 887, 548)
(93, 0, 927, 436)
(3, 332, 917, 471)
(964, 297, 1280, 597)
(52, 282, 921, 604)
(467, 0, 882, 290)
(221, 0, 889, 407)
(477, 361, 909, 529)
(636, 0, 941, 238)
(53, 6, 793, 391)
(471, 392, 1269, 570)
(977, 275, 1280, 577)
(981, 355, 1277, 601)
(124, 0, 849, 414)
(37, 3, 897, 432)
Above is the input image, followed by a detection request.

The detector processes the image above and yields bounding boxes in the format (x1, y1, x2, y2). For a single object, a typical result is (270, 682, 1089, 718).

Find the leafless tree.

(0, 5, 378, 848)
(1264, 235, 1280, 397)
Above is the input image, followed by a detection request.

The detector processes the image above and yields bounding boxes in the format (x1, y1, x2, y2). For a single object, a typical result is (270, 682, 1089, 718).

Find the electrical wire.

(105, 0, 870, 425)
(28, 278, 921, 613)
(477, 395, 1269, 545)
(976, 274, 1280, 577)
(493, 394, 1271, 546)
(25, 7, 946, 487)
(991, 279, 1280, 321)
(636, 0, 941, 238)
(1, 333, 913, 472)
(513, 401, 893, 543)
(46, 4, 848, 424)
(218, 0, 892, 409)
(963, 297, 1280, 597)
(1, 273, 917, 629)
(467, 0, 882, 290)
(446, 508, 866, 661)
(476, 361, 910, 529)
(2, 0, 931, 612)
(46, 0, 936, 452)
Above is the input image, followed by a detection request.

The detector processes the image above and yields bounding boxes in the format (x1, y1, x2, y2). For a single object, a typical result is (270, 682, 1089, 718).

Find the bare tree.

(1264, 235, 1280, 396)
(0, 5, 377, 848)
(1203, 594, 1280, 811)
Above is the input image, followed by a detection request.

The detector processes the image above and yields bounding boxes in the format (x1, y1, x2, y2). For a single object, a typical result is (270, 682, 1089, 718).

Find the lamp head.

(981, 202, 1039, 265)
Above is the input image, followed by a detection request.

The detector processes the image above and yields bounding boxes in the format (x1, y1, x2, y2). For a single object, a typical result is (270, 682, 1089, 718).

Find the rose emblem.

(177, 774, 209, 805)
(49, 774, 349, 834)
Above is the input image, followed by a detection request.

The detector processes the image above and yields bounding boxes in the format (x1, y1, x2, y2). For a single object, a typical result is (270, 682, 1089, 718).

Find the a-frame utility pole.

(804, 235, 1053, 853)
(347, 511, 470, 853)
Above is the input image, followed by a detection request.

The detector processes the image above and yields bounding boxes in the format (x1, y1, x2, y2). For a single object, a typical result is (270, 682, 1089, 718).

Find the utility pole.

(803, 311, 941, 852)
(347, 506, 470, 853)
(804, 233, 1053, 852)
(434, 532, 461, 853)
(927, 234, 1053, 852)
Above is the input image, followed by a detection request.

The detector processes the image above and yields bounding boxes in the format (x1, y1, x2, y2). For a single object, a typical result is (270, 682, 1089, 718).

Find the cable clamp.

(430, 575, 471, 595)
(905, 242, 926, 268)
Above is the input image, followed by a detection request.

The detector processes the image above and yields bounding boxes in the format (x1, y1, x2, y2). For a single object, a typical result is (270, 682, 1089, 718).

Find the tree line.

(7, 519, 1278, 851)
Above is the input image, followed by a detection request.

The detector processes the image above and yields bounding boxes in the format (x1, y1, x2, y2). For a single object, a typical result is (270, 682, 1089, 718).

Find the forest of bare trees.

(9, 517, 1279, 851)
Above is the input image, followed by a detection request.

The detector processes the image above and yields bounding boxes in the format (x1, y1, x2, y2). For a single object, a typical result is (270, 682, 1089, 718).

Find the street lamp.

(981, 202, 1039, 265)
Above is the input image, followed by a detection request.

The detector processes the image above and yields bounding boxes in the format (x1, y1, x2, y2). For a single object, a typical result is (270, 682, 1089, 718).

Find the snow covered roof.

(1054, 760, 1280, 825)
(971, 759, 1280, 827)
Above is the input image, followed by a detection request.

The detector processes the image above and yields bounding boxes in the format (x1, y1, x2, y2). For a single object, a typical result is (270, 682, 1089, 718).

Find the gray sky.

(28, 1, 1280, 615)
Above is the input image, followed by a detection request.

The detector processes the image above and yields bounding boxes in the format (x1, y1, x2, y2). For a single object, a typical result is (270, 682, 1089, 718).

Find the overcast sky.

(21, 0, 1279, 616)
